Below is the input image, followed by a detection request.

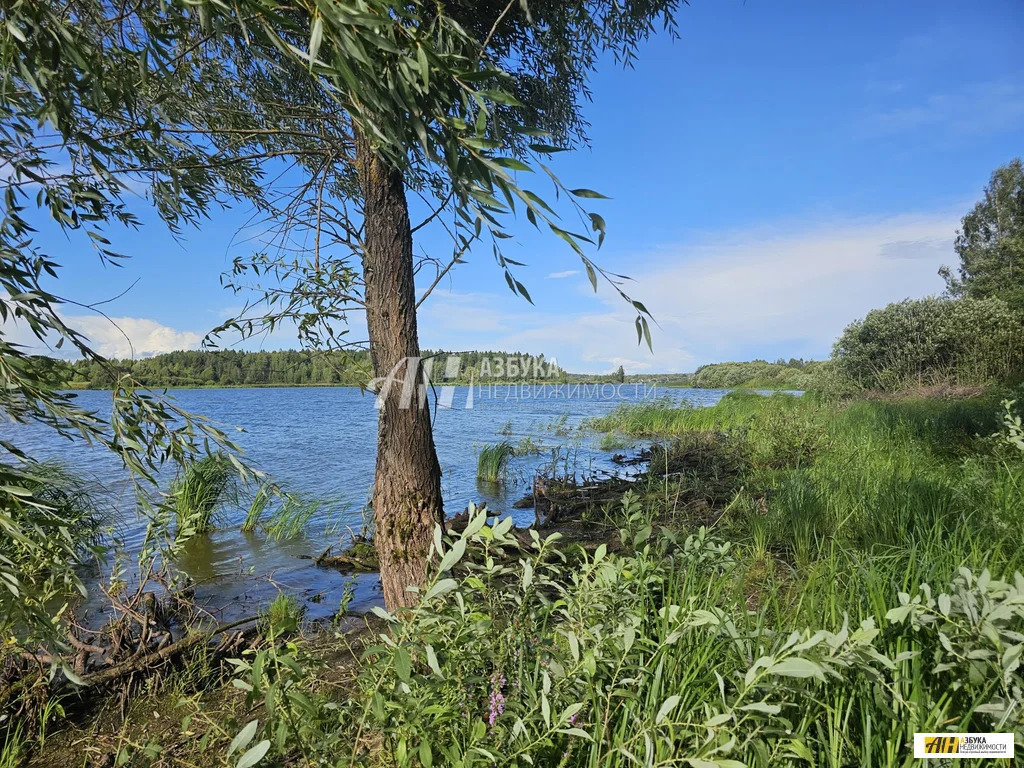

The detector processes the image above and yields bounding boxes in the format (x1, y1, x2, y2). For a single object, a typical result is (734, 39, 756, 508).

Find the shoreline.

(61, 381, 797, 392)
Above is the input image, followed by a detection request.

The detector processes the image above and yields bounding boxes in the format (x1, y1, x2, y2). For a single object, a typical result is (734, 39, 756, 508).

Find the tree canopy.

(941, 158, 1024, 310)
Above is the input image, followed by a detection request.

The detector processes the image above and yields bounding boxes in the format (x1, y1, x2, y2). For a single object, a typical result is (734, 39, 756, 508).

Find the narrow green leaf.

(767, 657, 825, 680)
(569, 188, 611, 200)
(308, 16, 324, 64)
(228, 721, 259, 757)
(424, 578, 458, 601)
(394, 646, 412, 682)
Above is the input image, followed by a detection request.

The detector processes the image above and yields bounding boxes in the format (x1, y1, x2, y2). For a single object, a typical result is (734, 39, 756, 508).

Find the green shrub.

(831, 296, 1024, 391)
(691, 360, 822, 390)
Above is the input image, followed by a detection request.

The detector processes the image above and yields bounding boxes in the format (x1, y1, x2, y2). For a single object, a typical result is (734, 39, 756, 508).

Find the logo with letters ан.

(914, 732, 1014, 759)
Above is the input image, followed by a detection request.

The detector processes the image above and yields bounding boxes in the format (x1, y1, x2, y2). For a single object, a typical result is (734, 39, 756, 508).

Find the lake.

(3, 384, 739, 622)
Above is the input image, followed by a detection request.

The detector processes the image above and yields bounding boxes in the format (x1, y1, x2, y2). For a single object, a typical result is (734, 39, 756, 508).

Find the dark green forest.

(48, 348, 824, 390)
(52, 349, 566, 388)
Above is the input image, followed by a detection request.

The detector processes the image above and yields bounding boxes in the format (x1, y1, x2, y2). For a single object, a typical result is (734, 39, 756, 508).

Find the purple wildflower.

(487, 671, 506, 726)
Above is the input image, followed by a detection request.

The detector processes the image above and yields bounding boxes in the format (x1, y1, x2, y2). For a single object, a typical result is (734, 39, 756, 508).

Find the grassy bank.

(17, 392, 1024, 767)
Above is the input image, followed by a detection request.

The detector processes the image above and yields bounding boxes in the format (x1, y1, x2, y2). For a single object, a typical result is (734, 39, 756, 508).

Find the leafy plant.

(997, 399, 1024, 454)
(0, 462, 103, 644)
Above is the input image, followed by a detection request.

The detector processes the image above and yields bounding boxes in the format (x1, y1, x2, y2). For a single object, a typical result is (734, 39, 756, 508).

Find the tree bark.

(354, 131, 444, 611)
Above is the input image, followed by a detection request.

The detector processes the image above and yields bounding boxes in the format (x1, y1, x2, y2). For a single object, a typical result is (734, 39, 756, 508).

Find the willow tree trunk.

(355, 131, 444, 610)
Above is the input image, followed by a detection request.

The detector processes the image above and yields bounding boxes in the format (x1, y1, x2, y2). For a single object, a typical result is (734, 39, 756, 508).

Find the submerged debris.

(611, 446, 652, 466)
(315, 535, 378, 573)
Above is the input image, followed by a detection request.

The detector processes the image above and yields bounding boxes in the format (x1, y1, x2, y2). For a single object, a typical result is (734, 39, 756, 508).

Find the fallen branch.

(79, 615, 260, 687)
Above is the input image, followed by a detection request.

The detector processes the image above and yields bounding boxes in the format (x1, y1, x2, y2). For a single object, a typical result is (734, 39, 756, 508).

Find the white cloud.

(5, 315, 203, 359)
(616, 212, 957, 357)
(546, 270, 580, 279)
(74, 316, 203, 358)
(418, 210, 962, 373)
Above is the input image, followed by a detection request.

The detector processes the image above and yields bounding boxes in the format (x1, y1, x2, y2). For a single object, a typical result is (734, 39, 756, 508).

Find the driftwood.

(611, 447, 653, 466)
(79, 614, 259, 687)
(314, 535, 379, 573)
(531, 474, 633, 527)
(1, 614, 260, 718)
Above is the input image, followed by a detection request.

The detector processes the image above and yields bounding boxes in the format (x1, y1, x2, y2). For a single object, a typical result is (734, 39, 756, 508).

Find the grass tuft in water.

(264, 492, 320, 541)
(477, 441, 515, 483)
(263, 592, 304, 640)
(170, 453, 233, 538)
(242, 481, 278, 533)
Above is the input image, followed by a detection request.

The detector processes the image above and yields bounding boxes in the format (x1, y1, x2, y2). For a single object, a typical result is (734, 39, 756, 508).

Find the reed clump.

(170, 453, 234, 538)
(477, 441, 515, 483)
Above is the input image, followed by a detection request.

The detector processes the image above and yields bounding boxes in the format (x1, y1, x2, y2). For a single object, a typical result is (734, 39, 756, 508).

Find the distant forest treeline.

(40, 349, 825, 391)
(53, 349, 569, 389)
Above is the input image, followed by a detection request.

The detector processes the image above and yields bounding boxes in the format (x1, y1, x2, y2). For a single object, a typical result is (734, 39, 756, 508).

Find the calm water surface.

(4, 385, 740, 621)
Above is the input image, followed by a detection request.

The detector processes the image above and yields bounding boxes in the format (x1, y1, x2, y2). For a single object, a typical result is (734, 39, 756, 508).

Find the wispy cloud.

(860, 78, 1024, 138)
(546, 270, 580, 279)
(419, 210, 961, 373)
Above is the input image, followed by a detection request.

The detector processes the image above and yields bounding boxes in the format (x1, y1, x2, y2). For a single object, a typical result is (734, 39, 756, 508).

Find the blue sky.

(19, 0, 1024, 373)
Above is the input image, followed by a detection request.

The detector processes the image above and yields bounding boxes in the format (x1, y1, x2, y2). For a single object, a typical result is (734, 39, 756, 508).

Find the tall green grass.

(242, 481, 277, 533)
(0, 722, 25, 768)
(477, 441, 515, 483)
(170, 453, 234, 538)
(264, 493, 320, 541)
(587, 391, 793, 436)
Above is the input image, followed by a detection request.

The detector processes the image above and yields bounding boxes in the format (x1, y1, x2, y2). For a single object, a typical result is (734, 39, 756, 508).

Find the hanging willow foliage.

(0, 0, 677, 640)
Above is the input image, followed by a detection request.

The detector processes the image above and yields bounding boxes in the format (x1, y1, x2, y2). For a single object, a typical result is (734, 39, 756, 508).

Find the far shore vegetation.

(45, 348, 826, 391)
